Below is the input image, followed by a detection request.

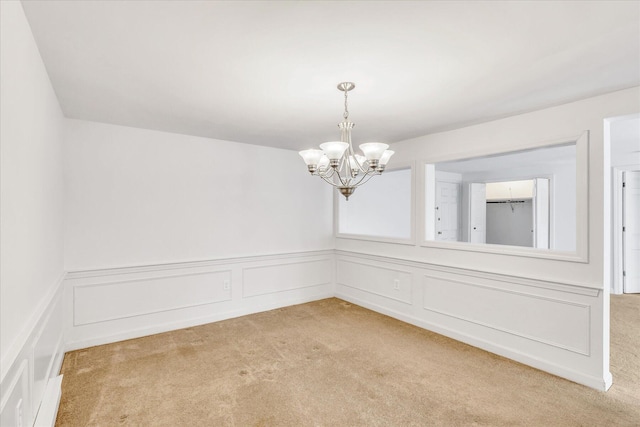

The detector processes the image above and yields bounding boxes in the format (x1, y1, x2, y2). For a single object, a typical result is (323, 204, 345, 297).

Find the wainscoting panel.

(31, 292, 64, 420)
(0, 361, 30, 427)
(73, 270, 232, 325)
(64, 251, 335, 352)
(422, 273, 590, 355)
(334, 250, 607, 390)
(0, 275, 65, 427)
(336, 259, 413, 304)
(243, 259, 332, 297)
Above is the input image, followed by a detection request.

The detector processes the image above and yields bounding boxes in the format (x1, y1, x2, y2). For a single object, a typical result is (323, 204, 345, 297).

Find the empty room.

(2, 0, 640, 425)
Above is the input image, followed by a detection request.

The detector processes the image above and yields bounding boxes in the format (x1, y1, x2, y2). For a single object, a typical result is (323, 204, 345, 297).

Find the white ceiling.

(21, 0, 640, 151)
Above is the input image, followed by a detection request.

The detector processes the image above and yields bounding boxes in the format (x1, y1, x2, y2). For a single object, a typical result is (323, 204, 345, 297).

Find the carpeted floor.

(56, 296, 640, 426)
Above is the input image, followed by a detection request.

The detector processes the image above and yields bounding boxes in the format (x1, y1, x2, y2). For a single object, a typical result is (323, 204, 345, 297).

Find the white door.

(623, 171, 640, 293)
(435, 181, 460, 241)
(469, 183, 486, 244)
(533, 178, 550, 249)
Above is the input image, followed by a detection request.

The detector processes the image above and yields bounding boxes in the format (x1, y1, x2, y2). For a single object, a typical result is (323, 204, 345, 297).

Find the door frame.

(612, 166, 640, 294)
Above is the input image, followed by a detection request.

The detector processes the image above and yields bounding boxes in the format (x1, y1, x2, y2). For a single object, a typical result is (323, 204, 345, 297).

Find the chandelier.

(299, 82, 394, 200)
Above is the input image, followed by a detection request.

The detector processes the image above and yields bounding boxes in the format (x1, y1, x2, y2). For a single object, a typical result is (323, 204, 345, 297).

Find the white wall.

(64, 119, 334, 270)
(1, 1, 65, 425)
(62, 119, 335, 350)
(335, 87, 640, 390)
(338, 167, 412, 240)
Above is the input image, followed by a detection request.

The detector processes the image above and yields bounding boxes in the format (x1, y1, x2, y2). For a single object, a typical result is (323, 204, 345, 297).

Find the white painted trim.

(421, 273, 591, 356)
(66, 249, 334, 280)
(72, 269, 233, 326)
(334, 291, 610, 391)
(612, 166, 640, 294)
(419, 132, 589, 263)
(335, 249, 601, 295)
(33, 375, 62, 427)
(336, 259, 413, 305)
(65, 250, 335, 350)
(242, 259, 333, 298)
(335, 161, 417, 245)
(64, 290, 333, 352)
(0, 360, 28, 418)
(612, 168, 625, 294)
(0, 272, 65, 384)
(65, 249, 335, 279)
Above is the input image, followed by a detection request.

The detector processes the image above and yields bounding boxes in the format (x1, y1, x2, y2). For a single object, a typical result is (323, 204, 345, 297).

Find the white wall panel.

(335, 251, 605, 390)
(422, 273, 590, 355)
(0, 361, 30, 427)
(0, 281, 64, 427)
(65, 251, 334, 351)
(243, 259, 332, 297)
(337, 259, 412, 304)
(73, 270, 232, 325)
(31, 295, 64, 420)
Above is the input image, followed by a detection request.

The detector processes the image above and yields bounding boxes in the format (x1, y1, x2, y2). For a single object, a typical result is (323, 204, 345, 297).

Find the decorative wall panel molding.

(336, 259, 412, 304)
(73, 270, 232, 325)
(243, 259, 332, 297)
(422, 273, 591, 355)
(64, 251, 334, 351)
(334, 250, 606, 390)
(335, 249, 600, 295)
(0, 276, 65, 427)
(65, 250, 335, 280)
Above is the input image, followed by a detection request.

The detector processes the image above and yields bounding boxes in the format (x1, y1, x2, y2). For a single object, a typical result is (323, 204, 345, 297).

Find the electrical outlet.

(393, 279, 400, 290)
(16, 399, 23, 427)
(223, 280, 231, 290)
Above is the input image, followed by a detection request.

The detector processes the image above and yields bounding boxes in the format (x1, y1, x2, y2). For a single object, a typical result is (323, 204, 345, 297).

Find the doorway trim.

(612, 166, 640, 294)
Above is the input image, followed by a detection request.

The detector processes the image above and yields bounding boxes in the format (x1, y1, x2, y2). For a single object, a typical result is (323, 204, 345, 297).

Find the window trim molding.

(418, 132, 589, 263)
(335, 161, 417, 246)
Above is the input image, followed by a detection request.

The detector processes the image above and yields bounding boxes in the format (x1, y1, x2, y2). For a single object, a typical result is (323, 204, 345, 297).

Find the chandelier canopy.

(299, 82, 394, 200)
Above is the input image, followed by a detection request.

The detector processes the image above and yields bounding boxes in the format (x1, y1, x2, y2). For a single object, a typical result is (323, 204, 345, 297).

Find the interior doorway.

(435, 181, 460, 241)
(468, 179, 550, 248)
(609, 114, 640, 294)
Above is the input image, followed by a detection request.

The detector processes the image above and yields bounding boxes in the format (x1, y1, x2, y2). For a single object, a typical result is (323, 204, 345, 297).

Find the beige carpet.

(56, 296, 640, 426)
